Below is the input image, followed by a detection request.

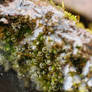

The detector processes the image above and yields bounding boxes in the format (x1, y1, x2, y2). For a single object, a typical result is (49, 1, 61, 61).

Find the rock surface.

(0, 0, 92, 92)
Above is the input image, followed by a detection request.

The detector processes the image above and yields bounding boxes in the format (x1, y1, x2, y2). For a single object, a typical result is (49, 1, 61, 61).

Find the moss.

(76, 22, 85, 28)
(64, 11, 78, 22)
(0, 5, 91, 92)
(48, 0, 78, 22)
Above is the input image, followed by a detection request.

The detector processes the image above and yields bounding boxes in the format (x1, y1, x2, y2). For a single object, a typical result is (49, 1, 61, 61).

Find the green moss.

(0, 12, 89, 92)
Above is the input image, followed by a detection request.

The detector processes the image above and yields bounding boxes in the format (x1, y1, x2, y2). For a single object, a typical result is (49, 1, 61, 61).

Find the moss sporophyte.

(0, 0, 92, 92)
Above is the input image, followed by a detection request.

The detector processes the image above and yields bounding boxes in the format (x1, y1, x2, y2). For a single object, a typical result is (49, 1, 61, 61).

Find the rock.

(0, 0, 92, 92)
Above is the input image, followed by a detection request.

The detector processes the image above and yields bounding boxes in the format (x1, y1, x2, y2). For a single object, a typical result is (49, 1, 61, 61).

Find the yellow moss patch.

(64, 11, 78, 22)
(76, 22, 85, 29)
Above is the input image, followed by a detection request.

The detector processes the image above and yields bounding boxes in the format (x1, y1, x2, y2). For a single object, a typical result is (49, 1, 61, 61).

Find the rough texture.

(0, 0, 92, 92)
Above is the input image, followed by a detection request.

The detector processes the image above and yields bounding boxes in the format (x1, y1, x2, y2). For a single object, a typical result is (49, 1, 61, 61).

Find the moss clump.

(0, 1, 91, 91)
(0, 14, 89, 92)
(64, 11, 78, 22)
